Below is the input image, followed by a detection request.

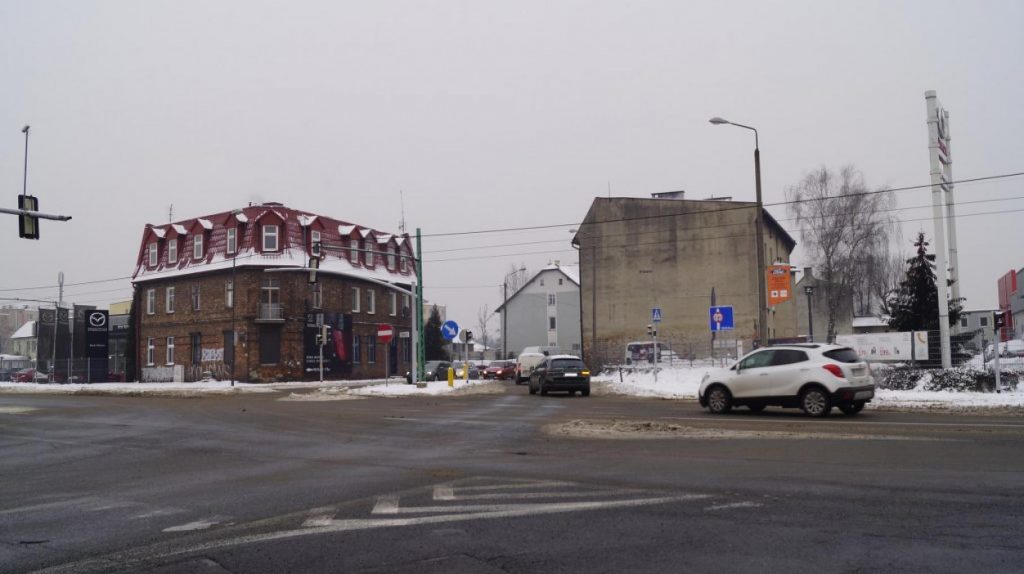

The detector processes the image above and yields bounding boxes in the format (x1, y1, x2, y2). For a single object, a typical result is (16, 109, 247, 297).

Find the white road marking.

(705, 501, 763, 511)
(451, 489, 641, 501)
(371, 495, 400, 515)
(163, 517, 223, 532)
(359, 496, 710, 516)
(433, 485, 454, 500)
(301, 506, 338, 527)
(132, 508, 188, 520)
(0, 496, 102, 516)
(453, 481, 576, 492)
(0, 406, 37, 414)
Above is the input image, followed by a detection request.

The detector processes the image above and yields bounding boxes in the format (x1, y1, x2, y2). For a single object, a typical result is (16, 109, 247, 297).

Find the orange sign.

(767, 265, 792, 306)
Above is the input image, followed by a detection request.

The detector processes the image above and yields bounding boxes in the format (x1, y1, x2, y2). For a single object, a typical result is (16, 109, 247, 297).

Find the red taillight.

(822, 364, 845, 378)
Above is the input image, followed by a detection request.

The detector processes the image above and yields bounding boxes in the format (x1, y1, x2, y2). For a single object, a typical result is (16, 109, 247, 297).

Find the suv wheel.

(838, 401, 865, 415)
(801, 387, 832, 417)
(706, 386, 732, 414)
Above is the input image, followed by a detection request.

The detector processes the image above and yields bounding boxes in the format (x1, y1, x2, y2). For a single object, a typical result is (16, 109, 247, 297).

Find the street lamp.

(710, 116, 768, 347)
(804, 284, 815, 342)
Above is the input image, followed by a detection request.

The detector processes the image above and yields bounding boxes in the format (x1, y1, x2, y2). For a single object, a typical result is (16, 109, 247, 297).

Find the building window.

(400, 249, 408, 273)
(548, 293, 556, 306)
(166, 287, 175, 313)
(191, 284, 201, 311)
(166, 337, 175, 365)
(558, 278, 563, 285)
(225, 280, 234, 309)
(349, 238, 358, 264)
(146, 289, 155, 315)
(259, 327, 280, 364)
(227, 227, 237, 254)
(148, 243, 158, 267)
(168, 240, 177, 264)
(402, 294, 410, 317)
(351, 287, 361, 312)
(193, 234, 204, 259)
(312, 282, 323, 309)
(367, 290, 376, 314)
(263, 224, 279, 251)
(549, 316, 556, 330)
(363, 239, 373, 266)
(980, 316, 989, 327)
(353, 335, 361, 363)
(389, 292, 397, 316)
(190, 333, 201, 366)
(960, 317, 968, 328)
(368, 335, 377, 364)
(540, 279, 544, 287)
(261, 278, 280, 319)
(387, 245, 397, 270)
(311, 230, 321, 256)
(146, 338, 155, 366)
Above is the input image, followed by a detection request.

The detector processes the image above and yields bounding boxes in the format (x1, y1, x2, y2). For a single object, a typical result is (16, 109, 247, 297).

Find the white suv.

(698, 344, 875, 417)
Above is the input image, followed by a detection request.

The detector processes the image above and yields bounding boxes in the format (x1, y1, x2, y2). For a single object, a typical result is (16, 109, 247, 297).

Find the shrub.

(923, 366, 1019, 392)
(875, 366, 923, 390)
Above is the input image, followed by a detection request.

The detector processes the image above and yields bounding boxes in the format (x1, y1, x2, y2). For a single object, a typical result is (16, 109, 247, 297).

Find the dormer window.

(349, 238, 359, 264)
(363, 239, 373, 266)
(387, 245, 397, 270)
(168, 240, 177, 264)
(263, 225, 279, 251)
(227, 227, 237, 254)
(400, 248, 409, 273)
(193, 234, 204, 259)
(148, 243, 158, 267)
(311, 230, 321, 256)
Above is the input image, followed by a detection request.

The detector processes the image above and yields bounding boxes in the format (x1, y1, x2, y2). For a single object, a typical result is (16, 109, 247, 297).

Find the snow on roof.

(357, 227, 373, 238)
(235, 213, 249, 223)
(298, 215, 318, 227)
(376, 234, 393, 244)
(198, 218, 213, 230)
(11, 321, 35, 339)
(172, 224, 188, 235)
(338, 224, 356, 235)
(396, 236, 407, 246)
(150, 226, 167, 239)
(559, 264, 580, 286)
(851, 316, 889, 328)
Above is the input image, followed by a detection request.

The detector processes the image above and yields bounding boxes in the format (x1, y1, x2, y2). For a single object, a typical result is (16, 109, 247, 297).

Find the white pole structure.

(410, 278, 419, 385)
(925, 90, 952, 368)
(941, 107, 960, 311)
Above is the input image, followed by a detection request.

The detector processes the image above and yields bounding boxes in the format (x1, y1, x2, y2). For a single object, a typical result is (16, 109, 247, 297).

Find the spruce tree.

(424, 305, 449, 361)
(886, 232, 963, 331)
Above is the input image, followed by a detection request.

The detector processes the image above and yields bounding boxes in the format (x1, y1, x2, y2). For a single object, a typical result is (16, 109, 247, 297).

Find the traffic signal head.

(466, 330, 473, 341)
(994, 311, 1007, 330)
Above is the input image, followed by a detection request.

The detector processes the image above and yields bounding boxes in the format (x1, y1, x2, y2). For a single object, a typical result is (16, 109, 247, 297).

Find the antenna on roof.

(398, 190, 407, 233)
(168, 204, 173, 222)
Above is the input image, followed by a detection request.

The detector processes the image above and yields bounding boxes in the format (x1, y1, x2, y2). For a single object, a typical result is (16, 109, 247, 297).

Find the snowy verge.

(349, 379, 504, 397)
(0, 377, 397, 397)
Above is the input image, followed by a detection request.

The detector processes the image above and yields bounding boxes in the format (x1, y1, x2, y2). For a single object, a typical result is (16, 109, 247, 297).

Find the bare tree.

(476, 304, 490, 357)
(788, 166, 896, 341)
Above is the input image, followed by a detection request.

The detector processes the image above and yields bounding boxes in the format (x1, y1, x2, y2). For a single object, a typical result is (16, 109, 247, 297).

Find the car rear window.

(550, 359, 585, 369)
(823, 348, 861, 363)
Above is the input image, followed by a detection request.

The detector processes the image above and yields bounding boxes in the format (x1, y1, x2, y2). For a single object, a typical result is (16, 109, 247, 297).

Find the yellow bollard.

(448, 366, 455, 387)
(463, 363, 469, 382)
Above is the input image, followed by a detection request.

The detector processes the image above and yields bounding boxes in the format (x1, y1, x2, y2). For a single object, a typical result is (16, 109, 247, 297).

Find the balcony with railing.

(256, 303, 284, 322)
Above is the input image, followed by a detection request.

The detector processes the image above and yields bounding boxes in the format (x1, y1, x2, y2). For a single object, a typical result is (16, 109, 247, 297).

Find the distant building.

(794, 267, 854, 341)
(9, 321, 37, 361)
(851, 316, 890, 334)
(574, 196, 797, 368)
(996, 269, 1020, 341)
(496, 263, 581, 359)
(959, 308, 999, 352)
(131, 202, 416, 383)
(0, 306, 37, 354)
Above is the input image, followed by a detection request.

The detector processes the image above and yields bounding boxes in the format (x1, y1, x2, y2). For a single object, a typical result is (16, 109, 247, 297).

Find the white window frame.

(168, 239, 177, 264)
(227, 227, 237, 254)
(387, 245, 397, 270)
(148, 243, 158, 267)
(146, 289, 155, 315)
(367, 289, 376, 314)
(263, 224, 279, 252)
(225, 280, 234, 309)
(193, 234, 204, 259)
(146, 338, 155, 366)
(349, 239, 359, 264)
(363, 239, 373, 266)
(400, 249, 408, 273)
(548, 293, 556, 306)
(166, 336, 175, 365)
(389, 292, 397, 316)
(352, 287, 361, 313)
(166, 286, 175, 313)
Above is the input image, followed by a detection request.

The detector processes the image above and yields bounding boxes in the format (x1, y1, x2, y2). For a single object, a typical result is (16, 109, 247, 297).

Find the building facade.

(9, 320, 37, 360)
(574, 197, 798, 369)
(0, 306, 37, 355)
(496, 263, 581, 359)
(959, 308, 999, 352)
(996, 269, 1019, 341)
(793, 267, 854, 342)
(132, 202, 416, 383)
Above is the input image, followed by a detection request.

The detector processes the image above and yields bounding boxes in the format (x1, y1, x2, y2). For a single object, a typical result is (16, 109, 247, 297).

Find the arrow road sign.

(441, 320, 460, 341)
(709, 306, 734, 332)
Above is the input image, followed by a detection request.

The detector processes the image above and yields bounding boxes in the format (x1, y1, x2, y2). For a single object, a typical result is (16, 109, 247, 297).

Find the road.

(1, 383, 1023, 573)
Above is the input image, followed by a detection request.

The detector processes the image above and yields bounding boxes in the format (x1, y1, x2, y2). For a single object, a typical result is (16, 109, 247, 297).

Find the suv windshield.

(550, 358, 585, 369)
(823, 348, 861, 363)
(424, 361, 445, 371)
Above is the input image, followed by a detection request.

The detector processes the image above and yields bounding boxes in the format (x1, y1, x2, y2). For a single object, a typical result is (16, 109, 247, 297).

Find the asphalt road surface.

(2, 383, 1023, 573)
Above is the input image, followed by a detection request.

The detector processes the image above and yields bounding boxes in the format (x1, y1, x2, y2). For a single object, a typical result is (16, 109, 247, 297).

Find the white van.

(516, 346, 564, 384)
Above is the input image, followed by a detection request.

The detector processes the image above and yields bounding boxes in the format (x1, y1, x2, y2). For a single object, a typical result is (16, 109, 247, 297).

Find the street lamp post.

(804, 284, 815, 343)
(710, 116, 768, 347)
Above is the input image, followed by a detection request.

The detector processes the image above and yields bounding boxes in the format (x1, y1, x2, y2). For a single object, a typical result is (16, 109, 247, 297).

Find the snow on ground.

(349, 378, 504, 397)
(0, 377, 398, 397)
(596, 365, 1024, 411)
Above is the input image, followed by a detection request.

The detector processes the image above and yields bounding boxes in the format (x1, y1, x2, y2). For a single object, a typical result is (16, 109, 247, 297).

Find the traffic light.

(466, 330, 473, 341)
(994, 311, 1007, 330)
(647, 324, 657, 337)
(315, 324, 331, 346)
(308, 252, 320, 284)
(18, 194, 39, 239)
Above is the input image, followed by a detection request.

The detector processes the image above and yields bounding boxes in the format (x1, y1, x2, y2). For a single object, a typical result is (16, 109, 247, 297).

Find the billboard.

(835, 331, 929, 362)
(303, 312, 353, 378)
(84, 310, 109, 382)
(766, 265, 792, 306)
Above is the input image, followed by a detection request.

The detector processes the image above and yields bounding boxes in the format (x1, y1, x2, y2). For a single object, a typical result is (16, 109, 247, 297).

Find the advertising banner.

(84, 310, 109, 382)
(835, 331, 929, 362)
(766, 265, 792, 306)
(303, 312, 353, 378)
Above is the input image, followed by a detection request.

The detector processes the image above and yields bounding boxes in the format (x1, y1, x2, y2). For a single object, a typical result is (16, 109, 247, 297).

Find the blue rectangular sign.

(651, 307, 662, 323)
(709, 306, 734, 331)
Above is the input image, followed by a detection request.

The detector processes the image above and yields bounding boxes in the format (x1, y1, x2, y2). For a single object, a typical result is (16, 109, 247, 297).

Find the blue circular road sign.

(441, 320, 460, 341)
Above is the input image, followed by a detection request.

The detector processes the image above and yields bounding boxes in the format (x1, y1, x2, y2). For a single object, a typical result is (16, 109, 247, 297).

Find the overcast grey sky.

(3, 0, 1023, 332)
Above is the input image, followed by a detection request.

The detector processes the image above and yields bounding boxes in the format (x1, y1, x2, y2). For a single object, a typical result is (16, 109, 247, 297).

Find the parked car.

(405, 360, 452, 383)
(452, 361, 481, 379)
(12, 368, 49, 383)
(516, 352, 548, 384)
(698, 344, 874, 417)
(484, 361, 516, 380)
(529, 355, 591, 397)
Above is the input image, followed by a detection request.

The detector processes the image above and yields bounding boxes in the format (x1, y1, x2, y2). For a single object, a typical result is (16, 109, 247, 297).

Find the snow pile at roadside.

(0, 377, 392, 397)
(594, 365, 1024, 410)
(349, 378, 503, 397)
